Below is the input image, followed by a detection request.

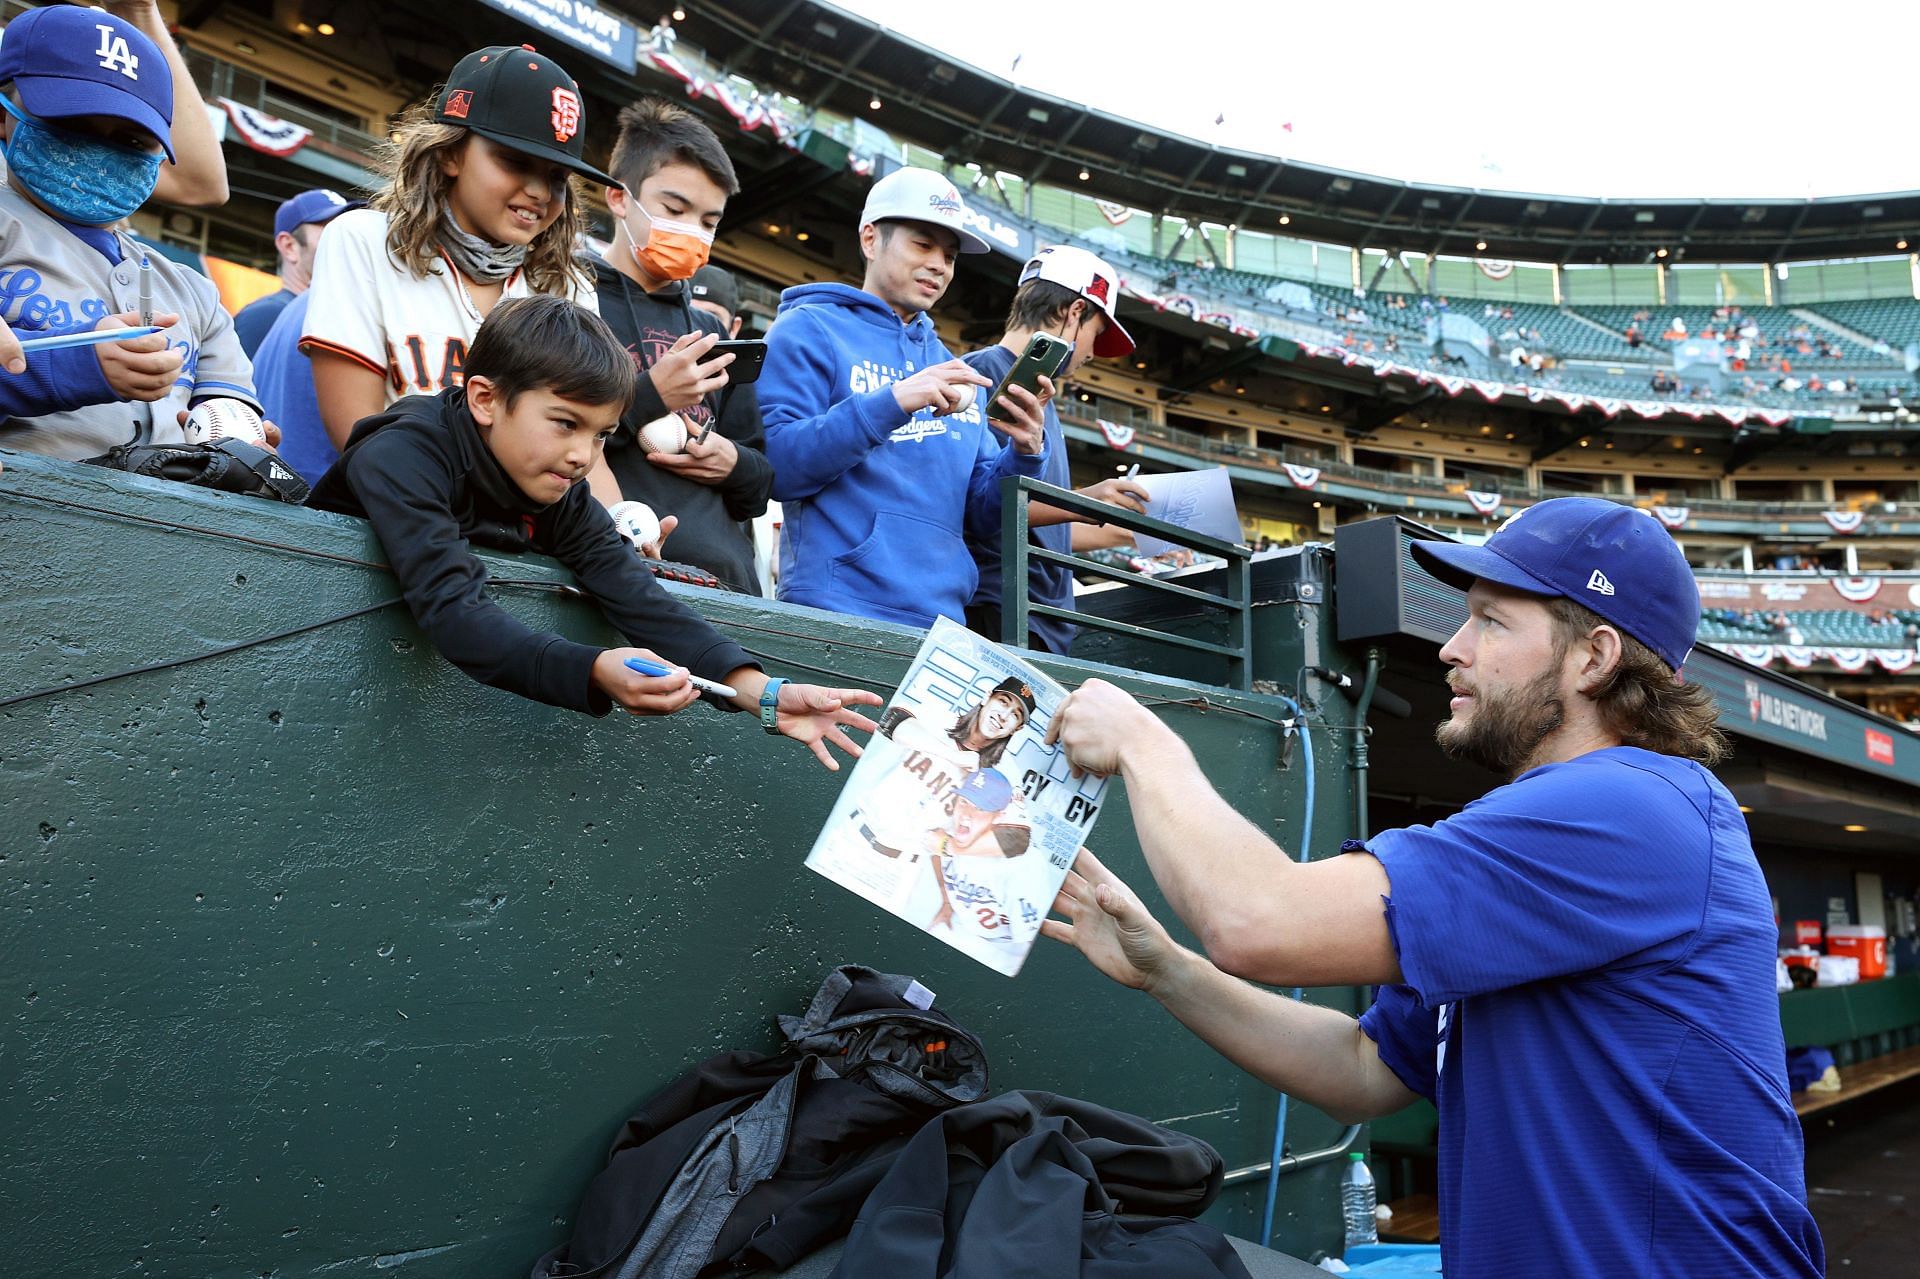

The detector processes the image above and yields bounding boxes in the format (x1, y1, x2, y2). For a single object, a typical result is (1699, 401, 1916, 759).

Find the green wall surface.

(1, 452, 1371, 1276)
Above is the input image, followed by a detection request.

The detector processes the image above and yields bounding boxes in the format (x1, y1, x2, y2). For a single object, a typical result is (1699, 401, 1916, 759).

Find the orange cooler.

(1827, 925, 1887, 980)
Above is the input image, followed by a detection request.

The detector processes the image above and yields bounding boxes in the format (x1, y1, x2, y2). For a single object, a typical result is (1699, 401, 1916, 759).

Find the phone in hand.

(986, 331, 1072, 421)
(707, 338, 766, 385)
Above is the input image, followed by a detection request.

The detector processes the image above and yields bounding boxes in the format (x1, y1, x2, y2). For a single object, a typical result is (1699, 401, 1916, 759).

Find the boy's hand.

(772, 682, 883, 771)
(1040, 847, 1184, 994)
(649, 331, 732, 411)
(647, 428, 737, 485)
(592, 647, 701, 716)
(96, 311, 183, 400)
(635, 513, 678, 560)
(891, 359, 991, 418)
(1075, 476, 1150, 516)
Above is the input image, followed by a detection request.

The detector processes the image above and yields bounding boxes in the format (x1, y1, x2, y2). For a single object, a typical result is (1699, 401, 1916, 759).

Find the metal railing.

(1000, 477, 1255, 690)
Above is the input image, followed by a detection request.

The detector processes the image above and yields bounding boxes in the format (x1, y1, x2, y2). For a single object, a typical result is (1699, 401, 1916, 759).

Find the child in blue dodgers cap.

(1042, 494, 1824, 1277)
(0, 4, 268, 460)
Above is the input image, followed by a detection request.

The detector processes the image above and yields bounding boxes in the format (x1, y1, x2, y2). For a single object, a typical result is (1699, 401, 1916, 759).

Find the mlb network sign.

(479, 0, 638, 70)
(1745, 679, 1828, 742)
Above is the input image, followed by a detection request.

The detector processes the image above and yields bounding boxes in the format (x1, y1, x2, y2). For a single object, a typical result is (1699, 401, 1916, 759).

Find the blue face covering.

(1, 98, 163, 225)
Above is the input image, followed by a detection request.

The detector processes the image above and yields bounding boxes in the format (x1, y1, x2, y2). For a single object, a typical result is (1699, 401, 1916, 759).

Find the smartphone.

(986, 332, 1072, 420)
(707, 338, 767, 385)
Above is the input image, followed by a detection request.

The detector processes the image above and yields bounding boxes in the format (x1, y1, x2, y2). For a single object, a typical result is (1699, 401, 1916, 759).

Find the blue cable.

(1260, 695, 1313, 1248)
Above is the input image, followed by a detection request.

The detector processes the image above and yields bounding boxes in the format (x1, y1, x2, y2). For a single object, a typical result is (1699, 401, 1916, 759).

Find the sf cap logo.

(550, 86, 581, 143)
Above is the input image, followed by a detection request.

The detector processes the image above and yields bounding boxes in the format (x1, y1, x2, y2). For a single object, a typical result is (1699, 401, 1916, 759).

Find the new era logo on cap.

(1586, 569, 1616, 596)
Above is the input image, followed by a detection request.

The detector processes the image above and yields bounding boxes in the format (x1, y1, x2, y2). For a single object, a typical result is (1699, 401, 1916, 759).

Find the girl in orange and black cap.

(298, 45, 615, 454)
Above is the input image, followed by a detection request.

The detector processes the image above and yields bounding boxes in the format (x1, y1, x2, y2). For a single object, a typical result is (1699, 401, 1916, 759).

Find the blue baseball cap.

(274, 189, 364, 237)
(0, 6, 174, 160)
(1411, 496, 1700, 672)
(954, 768, 1013, 813)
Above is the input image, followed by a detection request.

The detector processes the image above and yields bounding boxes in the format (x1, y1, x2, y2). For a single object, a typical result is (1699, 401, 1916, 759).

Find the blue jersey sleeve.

(1357, 984, 1441, 1102)
(1362, 750, 1717, 1006)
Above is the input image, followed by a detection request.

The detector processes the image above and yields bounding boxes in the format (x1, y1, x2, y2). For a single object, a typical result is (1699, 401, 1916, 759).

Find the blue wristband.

(760, 677, 787, 734)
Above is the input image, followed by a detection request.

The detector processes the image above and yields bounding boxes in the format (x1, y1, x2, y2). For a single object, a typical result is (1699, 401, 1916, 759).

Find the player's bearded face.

(1436, 666, 1564, 777)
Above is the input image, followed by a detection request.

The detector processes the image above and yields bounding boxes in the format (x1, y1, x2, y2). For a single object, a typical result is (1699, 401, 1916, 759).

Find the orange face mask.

(622, 193, 714, 282)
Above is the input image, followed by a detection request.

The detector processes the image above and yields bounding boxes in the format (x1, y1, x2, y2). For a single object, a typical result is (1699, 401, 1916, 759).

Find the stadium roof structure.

(676, 0, 1920, 268)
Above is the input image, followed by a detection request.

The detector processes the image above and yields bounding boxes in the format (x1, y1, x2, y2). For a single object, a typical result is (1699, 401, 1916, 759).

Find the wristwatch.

(759, 677, 787, 735)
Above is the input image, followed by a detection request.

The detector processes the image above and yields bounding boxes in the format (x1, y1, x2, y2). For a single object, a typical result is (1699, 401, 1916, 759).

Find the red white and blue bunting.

(1831, 576, 1883, 603)
(218, 98, 311, 157)
(1282, 462, 1322, 490)
(1822, 510, 1866, 534)
(1097, 418, 1137, 450)
(1653, 506, 1691, 529)
(1465, 490, 1503, 517)
(1708, 641, 1915, 672)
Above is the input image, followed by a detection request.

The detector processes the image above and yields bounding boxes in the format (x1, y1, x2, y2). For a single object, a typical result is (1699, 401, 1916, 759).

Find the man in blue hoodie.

(758, 167, 1050, 629)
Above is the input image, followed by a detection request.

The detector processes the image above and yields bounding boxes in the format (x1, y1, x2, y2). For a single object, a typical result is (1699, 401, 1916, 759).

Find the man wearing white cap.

(759, 167, 1051, 629)
(963, 245, 1151, 652)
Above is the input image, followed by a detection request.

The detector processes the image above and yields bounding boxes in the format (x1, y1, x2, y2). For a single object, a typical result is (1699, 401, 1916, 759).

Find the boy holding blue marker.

(0, 6, 263, 460)
(308, 295, 878, 769)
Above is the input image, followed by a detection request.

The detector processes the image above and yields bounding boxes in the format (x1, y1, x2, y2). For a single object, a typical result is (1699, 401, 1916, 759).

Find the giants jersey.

(299, 209, 594, 407)
(0, 181, 260, 459)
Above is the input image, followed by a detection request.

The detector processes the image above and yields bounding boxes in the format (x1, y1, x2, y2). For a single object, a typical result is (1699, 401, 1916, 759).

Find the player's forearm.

(1117, 725, 1294, 951)
(1149, 947, 1417, 1124)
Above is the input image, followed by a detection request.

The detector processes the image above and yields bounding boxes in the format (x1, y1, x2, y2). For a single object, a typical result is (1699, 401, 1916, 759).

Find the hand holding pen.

(91, 311, 183, 401)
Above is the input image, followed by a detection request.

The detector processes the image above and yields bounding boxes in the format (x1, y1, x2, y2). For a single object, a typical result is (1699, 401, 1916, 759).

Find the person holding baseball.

(0, 6, 272, 461)
(1040, 497, 1823, 1277)
(757, 167, 1050, 628)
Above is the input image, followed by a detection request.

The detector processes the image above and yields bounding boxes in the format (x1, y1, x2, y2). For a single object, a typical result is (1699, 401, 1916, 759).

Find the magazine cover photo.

(805, 619, 1108, 976)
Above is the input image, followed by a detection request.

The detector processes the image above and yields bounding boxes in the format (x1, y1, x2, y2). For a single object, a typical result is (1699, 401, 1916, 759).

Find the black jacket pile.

(832, 1089, 1254, 1279)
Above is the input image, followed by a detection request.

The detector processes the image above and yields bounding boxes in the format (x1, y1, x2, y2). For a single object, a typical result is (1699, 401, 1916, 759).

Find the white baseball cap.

(1018, 245, 1135, 357)
(859, 167, 992, 254)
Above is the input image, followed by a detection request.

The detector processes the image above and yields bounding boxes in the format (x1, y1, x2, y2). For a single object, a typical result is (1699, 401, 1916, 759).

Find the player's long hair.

(949, 703, 1013, 768)
(371, 101, 588, 297)
(1548, 598, 1729, 766)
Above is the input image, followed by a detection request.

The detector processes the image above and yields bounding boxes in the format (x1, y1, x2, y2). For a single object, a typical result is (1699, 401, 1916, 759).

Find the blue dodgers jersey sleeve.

(1356, 747, 1823, 1279)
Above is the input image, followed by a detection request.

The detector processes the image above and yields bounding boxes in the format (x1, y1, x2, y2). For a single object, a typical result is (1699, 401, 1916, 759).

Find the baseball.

(946, 382, 977, 414)
(608, 500, 662, 551)
(183, 397, 267, 447)
(638, 412, 688, 455)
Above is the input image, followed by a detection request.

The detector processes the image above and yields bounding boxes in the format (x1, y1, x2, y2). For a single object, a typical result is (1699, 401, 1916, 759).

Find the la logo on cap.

(94, 22, 140, 80)
(1586, 569, 1616, 596)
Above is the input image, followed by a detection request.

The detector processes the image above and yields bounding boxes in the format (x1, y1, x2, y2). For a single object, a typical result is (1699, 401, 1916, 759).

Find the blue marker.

(623, 656, 737, 699)
(18, 325, 163, 354)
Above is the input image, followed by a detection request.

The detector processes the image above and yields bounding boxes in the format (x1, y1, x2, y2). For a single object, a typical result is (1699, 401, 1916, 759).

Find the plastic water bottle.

(1341, 1152, 1379, 1248)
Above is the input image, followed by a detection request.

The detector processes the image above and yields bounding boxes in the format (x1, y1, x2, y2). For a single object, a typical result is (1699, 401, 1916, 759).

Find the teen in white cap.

(758, 167, 1050, 628)
(963, 244, 1150, 652)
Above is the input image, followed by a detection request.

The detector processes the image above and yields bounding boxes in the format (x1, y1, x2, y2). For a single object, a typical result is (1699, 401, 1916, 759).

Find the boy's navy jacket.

(587, 255, 771, 595)
(307, 387, 755, 714)
(758, 282, 1046, 628)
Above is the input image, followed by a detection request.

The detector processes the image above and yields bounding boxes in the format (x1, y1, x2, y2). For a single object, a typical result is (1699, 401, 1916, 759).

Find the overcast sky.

(832, 0, 1915, 201)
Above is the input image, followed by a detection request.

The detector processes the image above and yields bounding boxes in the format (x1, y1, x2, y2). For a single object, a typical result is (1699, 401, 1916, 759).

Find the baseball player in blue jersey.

(0, 5, 265, 460)
(1043, 497, 1824, 1277)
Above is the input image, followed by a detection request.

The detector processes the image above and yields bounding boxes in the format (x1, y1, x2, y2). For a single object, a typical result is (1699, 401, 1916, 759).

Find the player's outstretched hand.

(891, 358, 990, 418)
(96, 311, 183, 400)
(1044, 677, 1163, 778)
(987, 376, 1049, 455)
(649, 330, 732, 412)
(592, 647, 701, 717)
(774, 682, 883, 771)
(1041, 846, 1183, 993)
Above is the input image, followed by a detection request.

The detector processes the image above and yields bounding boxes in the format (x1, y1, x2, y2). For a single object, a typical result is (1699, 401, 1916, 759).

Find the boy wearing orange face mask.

(584, 97, 771, 595)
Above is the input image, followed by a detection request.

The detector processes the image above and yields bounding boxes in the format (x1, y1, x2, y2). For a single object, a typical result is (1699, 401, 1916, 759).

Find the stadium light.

(869, 96, 882, 110)
(1900, 240, 1910, 251)
(673, 6, 687, 19)
(1474, 240, 1487, 252)
(317, 22, 335, 35)
(1278, 214, 1291, 226)
(1078, 169, 1090, 181)
(1655, 248, 1669, 258)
